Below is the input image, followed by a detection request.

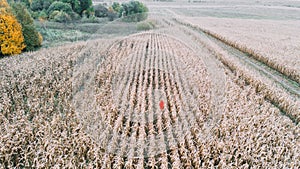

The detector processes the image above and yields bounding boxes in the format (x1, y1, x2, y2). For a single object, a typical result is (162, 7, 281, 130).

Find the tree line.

(94, 1, 148, 22)
(8, 0, 94, 22)
(8, 0, 148, 23)
(0, 0, 149, 56)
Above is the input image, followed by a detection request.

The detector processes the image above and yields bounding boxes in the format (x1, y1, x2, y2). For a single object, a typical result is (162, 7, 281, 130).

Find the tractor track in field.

(158, 10, 299, 124)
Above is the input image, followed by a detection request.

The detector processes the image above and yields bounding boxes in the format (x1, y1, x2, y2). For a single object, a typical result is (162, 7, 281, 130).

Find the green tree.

(61, 0, 80, 14)
(112, 2, 121, 14)
(94, 4, 108, 18)
(78, 0, 93, 17)
(31, 0, 53, 11)
(11, 2, 33, 25)
(7, 0, 31, 7)
(11, 2, 42, 51)
(47, 1, 73, 15)
(120, 1, 148, 22)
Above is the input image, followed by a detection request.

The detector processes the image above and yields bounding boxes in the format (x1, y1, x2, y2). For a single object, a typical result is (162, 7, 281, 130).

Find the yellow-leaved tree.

(0, 0, 26, 55)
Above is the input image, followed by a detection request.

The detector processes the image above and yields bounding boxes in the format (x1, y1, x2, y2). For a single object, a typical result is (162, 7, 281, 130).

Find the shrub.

(38, 10, 48, 20)
(0, 14, 26, 55)
(52, 11, 71, 23)
(22, 25, 43, 50)
(136, 20, 156, 31)
(80, 16, 107, 23)
(11, 2, 42, 51)
(0, 0, 26, 55)
(94, 4, 108, 18)
(107, 7, 117, 21)
(136, 21, 152, 31)
(122, 12, 148, 22)
(70, 12, 81, 21)
(49, 10, 60, 20)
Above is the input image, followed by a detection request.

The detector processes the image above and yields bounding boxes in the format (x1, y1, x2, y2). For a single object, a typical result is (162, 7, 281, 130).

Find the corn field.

(79, 33, 211, 168)
(0, 31, 299, 168)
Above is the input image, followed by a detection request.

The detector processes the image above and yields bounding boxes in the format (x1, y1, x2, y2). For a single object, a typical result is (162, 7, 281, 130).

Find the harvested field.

(182, 17, 300, 83)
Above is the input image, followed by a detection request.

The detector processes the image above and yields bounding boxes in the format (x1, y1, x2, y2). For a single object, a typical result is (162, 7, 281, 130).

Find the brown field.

(182, 17, 300, 83)
(0, 0, 300, 168)
(1, 32, 299, 168)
